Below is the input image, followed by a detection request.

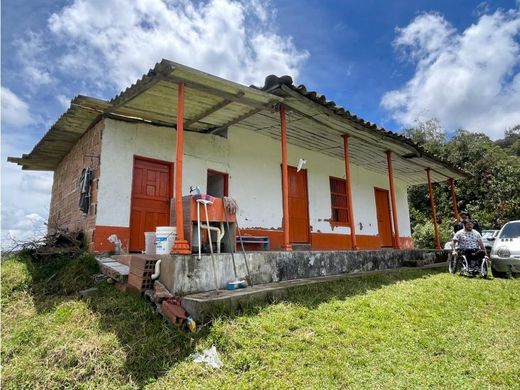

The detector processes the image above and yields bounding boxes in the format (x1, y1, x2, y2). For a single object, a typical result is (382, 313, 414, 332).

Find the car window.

(499, 223, 520, 239)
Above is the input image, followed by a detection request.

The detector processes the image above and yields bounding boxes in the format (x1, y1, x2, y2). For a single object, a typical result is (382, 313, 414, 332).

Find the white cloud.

(46, 0, 309, 90)
(1, 87, 34, 127)
(15, 32, 54, 88)
(382, 8, 520, 139)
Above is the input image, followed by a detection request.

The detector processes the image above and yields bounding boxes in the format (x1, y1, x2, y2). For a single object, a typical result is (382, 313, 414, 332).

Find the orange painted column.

(342, 135, 358, 249)
(427, 168, 441, 250)
(448, 178, 459, 223)
(280, 104, 292, 251)
(172, 83, 191, 254)
(385, 150, 401, 249)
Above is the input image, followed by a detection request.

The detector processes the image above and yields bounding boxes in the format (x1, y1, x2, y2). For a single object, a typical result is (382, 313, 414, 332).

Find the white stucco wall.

(96, 118, 411, 237)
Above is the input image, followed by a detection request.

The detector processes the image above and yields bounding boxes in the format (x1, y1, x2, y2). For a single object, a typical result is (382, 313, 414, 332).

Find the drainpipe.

(151, 259, 162, 280)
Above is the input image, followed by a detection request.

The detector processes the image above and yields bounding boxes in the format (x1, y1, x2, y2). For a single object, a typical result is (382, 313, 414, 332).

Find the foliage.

(406, 121, 520, 247)
(411, 217, 452, 249)
(2, 255, 519, 388)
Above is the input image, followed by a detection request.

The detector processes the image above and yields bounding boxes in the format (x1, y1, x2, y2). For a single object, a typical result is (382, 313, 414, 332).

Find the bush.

(412, 219, 452, 249)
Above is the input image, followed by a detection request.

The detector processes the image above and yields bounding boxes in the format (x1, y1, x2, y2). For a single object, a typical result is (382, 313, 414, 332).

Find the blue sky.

(2, 0, 520, 245)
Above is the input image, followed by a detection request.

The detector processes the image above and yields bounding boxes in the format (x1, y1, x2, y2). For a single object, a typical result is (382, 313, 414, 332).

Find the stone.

(79, 287, 98, 297)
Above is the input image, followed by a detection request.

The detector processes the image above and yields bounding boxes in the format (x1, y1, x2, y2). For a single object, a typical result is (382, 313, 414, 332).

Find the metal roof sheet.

(8, 60, 468, 185)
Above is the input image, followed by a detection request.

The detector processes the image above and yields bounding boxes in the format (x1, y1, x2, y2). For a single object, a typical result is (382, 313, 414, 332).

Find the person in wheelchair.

(452, 220, 488, 272)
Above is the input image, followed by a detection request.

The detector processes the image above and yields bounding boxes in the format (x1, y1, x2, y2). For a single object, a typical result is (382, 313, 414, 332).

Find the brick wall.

(48, 120, 104, 248)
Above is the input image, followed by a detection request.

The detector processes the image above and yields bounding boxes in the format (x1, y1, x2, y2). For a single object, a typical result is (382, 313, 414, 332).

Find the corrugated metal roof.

(7, 96, 110, 170)
(8, 59, 468, 185)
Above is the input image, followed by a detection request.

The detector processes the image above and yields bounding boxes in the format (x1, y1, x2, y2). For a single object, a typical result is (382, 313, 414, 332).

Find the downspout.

(152, 259, 162, 280)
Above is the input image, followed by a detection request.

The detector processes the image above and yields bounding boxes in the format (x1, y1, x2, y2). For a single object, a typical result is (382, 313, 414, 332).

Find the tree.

(407, 121, 520, 248)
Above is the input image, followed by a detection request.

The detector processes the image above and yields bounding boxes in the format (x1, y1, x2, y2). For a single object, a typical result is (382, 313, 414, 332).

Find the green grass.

(1, 254, 519, 389)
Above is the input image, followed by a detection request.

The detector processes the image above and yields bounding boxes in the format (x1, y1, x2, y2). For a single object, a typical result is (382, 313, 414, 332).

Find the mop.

(223, 204, 247, 290)
(223, 197, 253, 288)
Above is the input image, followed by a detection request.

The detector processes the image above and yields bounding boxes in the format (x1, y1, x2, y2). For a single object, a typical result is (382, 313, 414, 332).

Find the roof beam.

(184, 98, 235, 127)
(200, 106, 264, 134)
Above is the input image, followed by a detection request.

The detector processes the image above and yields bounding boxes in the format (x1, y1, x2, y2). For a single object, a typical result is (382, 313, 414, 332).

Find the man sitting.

(452, 220, 488, 271)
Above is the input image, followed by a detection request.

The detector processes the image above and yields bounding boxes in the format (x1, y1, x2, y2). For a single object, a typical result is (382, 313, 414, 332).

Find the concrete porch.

(157, 249, 447, 296)
(98, 249, 447, 323)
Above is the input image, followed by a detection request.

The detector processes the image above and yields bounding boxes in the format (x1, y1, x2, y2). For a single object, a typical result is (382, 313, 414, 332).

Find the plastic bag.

(192, 345, 222, 369)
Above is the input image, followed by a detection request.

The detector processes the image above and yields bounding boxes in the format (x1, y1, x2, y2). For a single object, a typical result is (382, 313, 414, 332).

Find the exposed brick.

(48, 120, 104, 247)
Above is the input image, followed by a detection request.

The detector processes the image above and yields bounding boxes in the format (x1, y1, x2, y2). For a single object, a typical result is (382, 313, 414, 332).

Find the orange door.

(129, 157, 173, 252)
(288, 166, 310, 243)
(374, 188, 393, 247)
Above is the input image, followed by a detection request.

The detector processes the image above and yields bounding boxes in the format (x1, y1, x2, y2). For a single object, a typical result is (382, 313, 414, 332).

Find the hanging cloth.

(79, 167, 94, 214)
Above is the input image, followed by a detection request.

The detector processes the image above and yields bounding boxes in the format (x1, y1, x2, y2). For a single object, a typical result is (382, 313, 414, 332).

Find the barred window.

(329, 177, 350, 224)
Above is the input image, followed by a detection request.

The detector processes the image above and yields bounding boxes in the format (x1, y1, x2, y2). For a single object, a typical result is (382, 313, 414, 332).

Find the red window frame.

(206, 169, 229, 197)
(329, 176, 350, 226)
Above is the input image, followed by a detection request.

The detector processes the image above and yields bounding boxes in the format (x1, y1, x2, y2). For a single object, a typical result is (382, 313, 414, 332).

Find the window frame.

(329, 176, 350, 226)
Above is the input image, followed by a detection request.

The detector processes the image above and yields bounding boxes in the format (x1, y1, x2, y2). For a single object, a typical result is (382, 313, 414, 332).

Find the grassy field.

(1, 254, 519, 389)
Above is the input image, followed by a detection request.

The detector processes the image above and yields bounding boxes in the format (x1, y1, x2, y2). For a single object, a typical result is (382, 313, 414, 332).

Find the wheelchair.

(448, 248, 489, 278)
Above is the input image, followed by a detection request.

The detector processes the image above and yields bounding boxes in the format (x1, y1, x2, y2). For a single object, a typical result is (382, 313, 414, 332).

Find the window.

(329, 177, 350, 225)
(207, 169, 229, 198)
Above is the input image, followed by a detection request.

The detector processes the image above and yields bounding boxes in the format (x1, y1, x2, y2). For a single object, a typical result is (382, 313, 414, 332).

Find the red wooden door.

(374, 188, 393, 247)
(288, 166, 310, 243)
(129, 157, 173, 252)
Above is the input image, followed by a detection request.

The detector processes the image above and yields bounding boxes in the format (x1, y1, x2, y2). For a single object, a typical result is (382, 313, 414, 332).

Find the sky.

(2, 0, 520, 247)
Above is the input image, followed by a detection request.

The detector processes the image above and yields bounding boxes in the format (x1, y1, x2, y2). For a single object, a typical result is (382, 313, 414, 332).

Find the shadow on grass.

(6, 253, 444, 387)
(210, 267, 445, 321)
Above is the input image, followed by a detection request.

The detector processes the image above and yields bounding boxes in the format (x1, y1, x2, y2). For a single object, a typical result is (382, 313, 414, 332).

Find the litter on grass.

(192, 345, 222, 369)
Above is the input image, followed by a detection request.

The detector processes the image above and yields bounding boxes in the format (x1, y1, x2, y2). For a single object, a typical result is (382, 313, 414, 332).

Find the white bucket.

(144, 232, 156, 255)
(156, 226, 176, 255)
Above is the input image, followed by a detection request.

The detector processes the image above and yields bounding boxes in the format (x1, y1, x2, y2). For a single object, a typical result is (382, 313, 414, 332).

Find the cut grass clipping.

(1, 254, 519, 389)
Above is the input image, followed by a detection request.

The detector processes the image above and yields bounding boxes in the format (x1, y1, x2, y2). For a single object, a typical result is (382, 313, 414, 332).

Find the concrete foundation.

(158, 249, 447, 296)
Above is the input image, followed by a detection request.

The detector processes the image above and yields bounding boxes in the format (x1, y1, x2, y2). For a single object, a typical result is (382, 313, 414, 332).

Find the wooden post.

(172, 83, 191, 254)
(385, 151, 401, 249)
(342, 135, 358, 249)
(280, 104, 292, 251)
(449, 178, 459, 223)
(427, 168, 441, 250)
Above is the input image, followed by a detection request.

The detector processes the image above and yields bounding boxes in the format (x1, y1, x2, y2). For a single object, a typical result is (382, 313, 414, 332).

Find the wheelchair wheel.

(461, 256, 469, 275)
(480, 258, 489, 278)
(448, 254, 459, 274)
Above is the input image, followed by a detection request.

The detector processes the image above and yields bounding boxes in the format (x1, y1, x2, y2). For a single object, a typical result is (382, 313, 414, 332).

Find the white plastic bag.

(192, 345, 222, 369)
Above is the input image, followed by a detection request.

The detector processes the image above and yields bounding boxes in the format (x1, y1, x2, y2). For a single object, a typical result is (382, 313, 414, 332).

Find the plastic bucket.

(156, 226, 176, 254)
(144, 232, 156, 255)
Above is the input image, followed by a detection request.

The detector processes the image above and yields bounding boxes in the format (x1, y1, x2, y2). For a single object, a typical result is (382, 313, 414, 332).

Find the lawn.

(1, 254, 519, 389)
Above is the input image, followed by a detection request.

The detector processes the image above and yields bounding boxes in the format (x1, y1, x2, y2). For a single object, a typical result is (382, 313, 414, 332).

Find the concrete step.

(96, 256, 129, 283)
(182, 262, 446, 322)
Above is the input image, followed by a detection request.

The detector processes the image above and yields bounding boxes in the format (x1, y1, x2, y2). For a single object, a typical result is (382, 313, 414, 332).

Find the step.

(96, 256, 129, 283)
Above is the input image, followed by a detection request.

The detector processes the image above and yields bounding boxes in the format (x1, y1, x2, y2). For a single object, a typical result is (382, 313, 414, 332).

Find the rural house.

(9, 59, 465, 255)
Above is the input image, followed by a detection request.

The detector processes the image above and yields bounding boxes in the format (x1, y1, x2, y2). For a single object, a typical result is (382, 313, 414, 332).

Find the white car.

(481, 229, 500, 250)
(490, 220, 520, 277)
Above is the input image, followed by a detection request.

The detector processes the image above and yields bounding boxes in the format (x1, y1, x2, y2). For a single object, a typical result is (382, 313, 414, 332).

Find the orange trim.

(173, 83, 190, 254)
(93, 226, 130, 253)
(240, 228, 412, 251)
(342, 135, 358, 249)
(449, 178, 459, 223)
(385, 151, 401, 249)
(427, 168, 441, 250)
(280, 104, 292, 251)
(399, 237, 414, 249)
